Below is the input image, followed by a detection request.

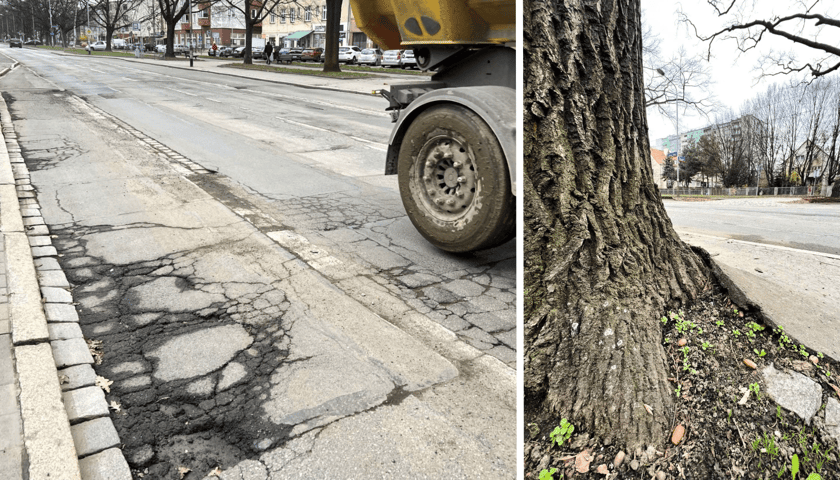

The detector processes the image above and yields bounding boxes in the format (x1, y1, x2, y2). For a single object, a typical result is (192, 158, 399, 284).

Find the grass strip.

(221, 62, 375, 79)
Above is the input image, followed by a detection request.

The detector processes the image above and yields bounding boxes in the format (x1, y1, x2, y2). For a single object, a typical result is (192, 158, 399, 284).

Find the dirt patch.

(787, 197, 840, 204)
(524, 287, 839, 480)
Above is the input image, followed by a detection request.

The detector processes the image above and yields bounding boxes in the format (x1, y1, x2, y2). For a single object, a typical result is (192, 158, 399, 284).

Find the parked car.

(91, 41, 107, 51)
(277, 48, 302, 63)
(23, 39, 42, 46)
(338, 46, 362, 64)
(401, 49, 417, 69)
(154, 44, 166, 53)
(381, 49, 403, 67)
(217, 46, 233, 57)
(9, 38, 22, 48)
(359, 48, 383, 66)
(300, 47, 323, 62)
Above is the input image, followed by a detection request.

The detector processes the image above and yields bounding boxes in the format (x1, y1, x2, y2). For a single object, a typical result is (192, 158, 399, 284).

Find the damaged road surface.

(1, 51, 514, 478)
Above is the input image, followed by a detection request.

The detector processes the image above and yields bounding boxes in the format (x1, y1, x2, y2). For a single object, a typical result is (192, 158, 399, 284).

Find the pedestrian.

(264, 41, 273, 65)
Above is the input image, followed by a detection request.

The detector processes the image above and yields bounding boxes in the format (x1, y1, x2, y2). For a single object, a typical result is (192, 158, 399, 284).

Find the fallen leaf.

(178, 466, 191, 479)
(743, 359, 757, 369)
(596, 463, 609, 474)
(677, 338, 687, 347)
(58, 374, 69, 384)
(109, 401, 121, 413)
(207, 467, 223, 477)
(575, 448, 593, 473)
(671, 424, 686, 445)
(830, 384, 840, 399)
(95, 376, 113, 393)
(644, 404, 653, 415)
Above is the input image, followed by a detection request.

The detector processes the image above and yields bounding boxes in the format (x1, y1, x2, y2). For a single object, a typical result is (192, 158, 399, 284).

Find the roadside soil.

(524, 286, 840, 480)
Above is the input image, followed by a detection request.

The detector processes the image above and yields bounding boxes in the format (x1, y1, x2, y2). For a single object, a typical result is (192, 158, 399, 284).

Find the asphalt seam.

(676, 229, 840, 261)
(0, 94, 131, 478)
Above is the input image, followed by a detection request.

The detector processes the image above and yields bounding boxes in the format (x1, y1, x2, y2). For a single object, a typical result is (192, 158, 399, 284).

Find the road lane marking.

(205, 97, 221, 103)
(165, 87, 197, 96)
(675, 230, 840, 260)
(275, 116, 329, 132)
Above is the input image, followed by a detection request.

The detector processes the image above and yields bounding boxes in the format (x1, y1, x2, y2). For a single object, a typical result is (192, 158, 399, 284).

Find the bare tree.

(525, 0, 708, 451)
(89, 0, 147, 50)
(644, 46, 718, 125)
(157, 0, 190, 58)
(682, 1, 840, 78)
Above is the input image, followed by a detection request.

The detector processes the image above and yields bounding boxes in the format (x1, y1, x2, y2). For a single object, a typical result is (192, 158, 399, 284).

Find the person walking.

(264, 42, 273, 65)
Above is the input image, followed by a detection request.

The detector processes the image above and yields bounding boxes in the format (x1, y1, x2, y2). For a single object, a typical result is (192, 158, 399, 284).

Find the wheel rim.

(413, 134, 477, 220)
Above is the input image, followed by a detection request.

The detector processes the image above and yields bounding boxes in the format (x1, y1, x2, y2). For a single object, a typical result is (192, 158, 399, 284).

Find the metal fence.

(659, 185, 829, 197)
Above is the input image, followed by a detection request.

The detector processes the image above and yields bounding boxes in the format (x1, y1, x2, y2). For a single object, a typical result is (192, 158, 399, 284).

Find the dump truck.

(350, 0, 515, 253)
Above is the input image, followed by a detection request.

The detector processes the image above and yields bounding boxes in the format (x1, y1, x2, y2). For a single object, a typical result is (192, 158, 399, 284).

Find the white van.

(112, 38, 126, 49)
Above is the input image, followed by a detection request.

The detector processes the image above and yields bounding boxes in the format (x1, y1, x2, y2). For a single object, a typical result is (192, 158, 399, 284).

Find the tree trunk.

(165, 20, 176, 57)
(524, 0, 709, 451)
(322, 0, 342, 72)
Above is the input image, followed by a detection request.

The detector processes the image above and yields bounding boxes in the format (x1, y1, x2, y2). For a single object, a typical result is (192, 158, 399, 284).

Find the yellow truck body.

(350, 0, 515, 50)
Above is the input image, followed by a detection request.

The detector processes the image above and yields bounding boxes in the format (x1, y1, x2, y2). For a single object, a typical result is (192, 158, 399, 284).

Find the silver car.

(401, 49, 417, 69)
(381, 49, 402, 67)
(359, 48, 382, 66)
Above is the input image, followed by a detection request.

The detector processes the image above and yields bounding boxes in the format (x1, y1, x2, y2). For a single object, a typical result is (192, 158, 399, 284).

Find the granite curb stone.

(78, 448, 132, 480)
(71, 417, 122, 457)
(51, 338, 95, 368)
(62, 386, 110, 424)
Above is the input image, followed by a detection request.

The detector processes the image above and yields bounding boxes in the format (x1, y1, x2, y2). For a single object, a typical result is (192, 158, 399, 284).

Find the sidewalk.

(0, 91, 130, 478)
(676, 229, 840, 362)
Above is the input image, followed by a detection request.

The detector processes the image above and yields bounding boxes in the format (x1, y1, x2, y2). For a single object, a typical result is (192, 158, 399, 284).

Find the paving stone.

(444, 279, 486, 297)
(495, 329, 516, 349)
(146, 324, 253, 382)
(63, 386, 109, 424)
(423, 286, 461, 304)
(19, 208, 40, 217)
(45, 303, 80, 322)
(37, 270, 70, 288)
(825, 397, 840, 450)
(487, 345, 516, 365)
(51, 338, 94, 368)
(35, 257, 62, 272)
(467, 295, 511, 312)
(0, 383, 17, 415)
(30, 246, 57, 257)
(28, 235, 51, 247)
(399, 273, 441, 288)
(761, 364, 822, 423)
(0, 335, 14, 385)
(0, 319, 9, 335)
(22, 217, 45, 227)
(121, 375, 152, 391)
(0, 275, 6, 288)
(25, 225, 49, 236)
(78, 448, 131, 480)
(48, 323, 84, 341)
(460, 326, 498, 346)
(0, 412, 22, 450)
(41, 286, 73, 303)
(58, 364, 97, 391)
(71, 417, 121, 457)
(465, 312, 509, 333)
(0, 445, 25, 479)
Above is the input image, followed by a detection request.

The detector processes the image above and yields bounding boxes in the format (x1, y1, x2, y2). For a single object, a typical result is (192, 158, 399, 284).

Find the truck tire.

(398, 104, 514, 252)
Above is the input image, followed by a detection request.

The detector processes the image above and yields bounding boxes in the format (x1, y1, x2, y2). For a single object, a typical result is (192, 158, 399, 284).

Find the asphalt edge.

(0, 88, 130, 478)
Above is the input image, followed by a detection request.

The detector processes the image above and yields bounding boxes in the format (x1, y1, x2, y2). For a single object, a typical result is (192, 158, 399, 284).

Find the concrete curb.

(0, 94, 130, 478)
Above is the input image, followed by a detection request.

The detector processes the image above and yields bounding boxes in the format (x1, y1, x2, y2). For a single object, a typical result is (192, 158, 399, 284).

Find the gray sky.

(643, 0, 840, 148)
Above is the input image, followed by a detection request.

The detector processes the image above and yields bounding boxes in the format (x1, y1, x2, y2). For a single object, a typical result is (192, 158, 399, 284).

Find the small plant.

(733, 329, 741, 337)
(792, 454, 800, 480)
(716, 319, 725, 327)
(754, 348, 767, 357)
(817, 352, 824, 360)
(750, 382, 761, 400)
(798, 344, 809, 358)
(702, 341, 712, 351)
(550, 419, 574, 447)
(675, 384, 682, 398)
(539, 467, 558, 480)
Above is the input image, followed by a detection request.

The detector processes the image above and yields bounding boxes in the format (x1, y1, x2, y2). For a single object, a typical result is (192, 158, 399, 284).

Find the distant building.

(650, 148, 666, 188)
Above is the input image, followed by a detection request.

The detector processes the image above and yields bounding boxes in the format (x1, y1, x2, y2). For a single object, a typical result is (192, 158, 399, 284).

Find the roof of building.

(650, 148, 666, 165)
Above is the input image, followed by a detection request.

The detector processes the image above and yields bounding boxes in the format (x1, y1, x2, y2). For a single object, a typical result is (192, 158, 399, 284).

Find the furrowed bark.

(524, 0, 709, 451)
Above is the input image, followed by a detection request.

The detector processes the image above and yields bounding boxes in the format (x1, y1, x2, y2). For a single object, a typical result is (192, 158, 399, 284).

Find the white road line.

(88, 68, 106, 73)
(349, 135, 388, 151)
(166, 87, 197, 96)
(276, 117, 329, 132)
(261, 90, 386, 117)
(121, 77, 137, 81)
(676, 230, 840, 260)
(205, 97, 221, 103)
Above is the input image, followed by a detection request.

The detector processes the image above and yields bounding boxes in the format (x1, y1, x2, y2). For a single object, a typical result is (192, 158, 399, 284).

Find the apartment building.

(174, 1, 250, 49)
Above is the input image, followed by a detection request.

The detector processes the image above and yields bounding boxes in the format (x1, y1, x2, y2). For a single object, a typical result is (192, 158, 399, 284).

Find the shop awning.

(285, 30, 312, 40)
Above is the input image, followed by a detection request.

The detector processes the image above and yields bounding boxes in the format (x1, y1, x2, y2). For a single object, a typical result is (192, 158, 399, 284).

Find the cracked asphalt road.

(1, 48, 515, 479)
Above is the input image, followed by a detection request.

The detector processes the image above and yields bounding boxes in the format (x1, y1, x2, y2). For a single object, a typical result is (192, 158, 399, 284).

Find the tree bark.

(322, 0, 342, 72)
(524, 0, 709, 451)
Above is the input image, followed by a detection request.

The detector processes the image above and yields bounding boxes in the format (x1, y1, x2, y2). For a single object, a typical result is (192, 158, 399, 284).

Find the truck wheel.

(398, 104, 514, 252)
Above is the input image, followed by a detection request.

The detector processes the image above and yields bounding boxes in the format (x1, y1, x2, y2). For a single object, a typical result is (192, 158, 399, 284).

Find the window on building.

(290, 9, 295, 23)
(280, 10, 286, 22)
(231, 32, 244, 46)
(200, 8, 208, 18)
(270, 13, 275, 23)
(304, 7, 311, 22)
(251, 9, 257, 19)
(322, 4, 327, 20)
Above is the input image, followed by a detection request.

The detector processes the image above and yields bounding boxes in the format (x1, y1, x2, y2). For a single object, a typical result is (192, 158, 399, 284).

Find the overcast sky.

(642, 0, 840, 149)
